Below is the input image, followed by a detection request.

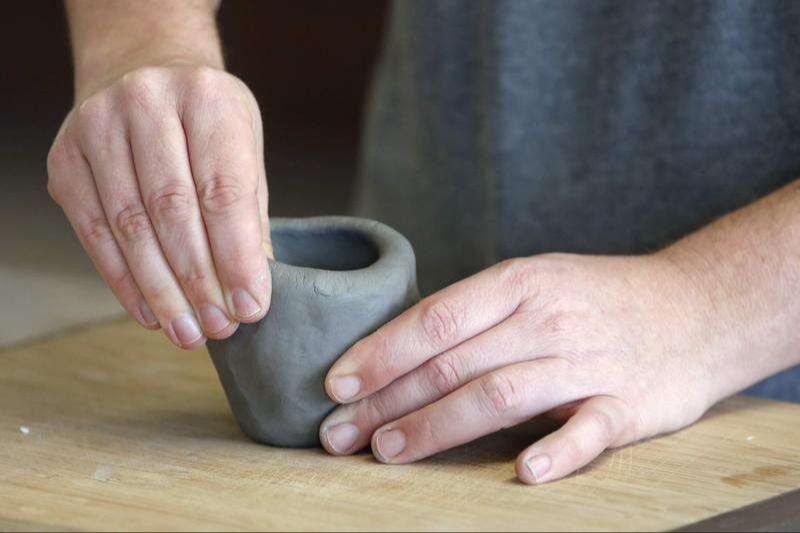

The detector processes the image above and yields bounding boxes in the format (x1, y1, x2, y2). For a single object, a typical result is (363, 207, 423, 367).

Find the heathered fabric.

(355, 0, 800, 401)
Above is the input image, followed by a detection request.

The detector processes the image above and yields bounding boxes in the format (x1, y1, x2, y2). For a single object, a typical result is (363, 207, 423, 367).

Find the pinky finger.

(515, 396, 635, 485)
(47, 136, 159, 330)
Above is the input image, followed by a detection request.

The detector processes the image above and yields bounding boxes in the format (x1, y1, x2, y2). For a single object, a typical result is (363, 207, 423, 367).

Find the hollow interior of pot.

(272, 226, 380, 271)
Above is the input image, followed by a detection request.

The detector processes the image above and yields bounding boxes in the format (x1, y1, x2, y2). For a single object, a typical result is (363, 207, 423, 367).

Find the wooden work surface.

(1, 320, 799, 532)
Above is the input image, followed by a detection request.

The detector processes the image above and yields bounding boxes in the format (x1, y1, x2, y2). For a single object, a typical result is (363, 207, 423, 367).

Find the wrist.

(653, 224, 800, 404)
(66, 0, 224, 102)
(649, 247, 733, 405)
(73, 44, 224, 103)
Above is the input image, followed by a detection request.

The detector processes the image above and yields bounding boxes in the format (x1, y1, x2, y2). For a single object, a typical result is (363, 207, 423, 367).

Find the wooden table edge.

(674, 487, 800, 532)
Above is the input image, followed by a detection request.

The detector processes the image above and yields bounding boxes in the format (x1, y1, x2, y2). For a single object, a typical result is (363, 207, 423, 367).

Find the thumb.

(515, 396, 635, 485)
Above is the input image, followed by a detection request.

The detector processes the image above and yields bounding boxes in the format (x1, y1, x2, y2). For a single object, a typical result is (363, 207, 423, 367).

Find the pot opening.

(272, 227, 380, 271)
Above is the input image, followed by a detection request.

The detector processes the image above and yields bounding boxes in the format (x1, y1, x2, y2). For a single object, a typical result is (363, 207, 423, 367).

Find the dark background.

(218, 1, 387, 213)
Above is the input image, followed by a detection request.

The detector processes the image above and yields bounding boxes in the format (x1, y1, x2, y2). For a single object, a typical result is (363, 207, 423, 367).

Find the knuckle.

(113, 204, 153, 242)
(47, 133, 86, 206)
(77, 216, 115, 248)
(413, 414, 443, 447)
(45, 145, 61, 180)
(360, 393, 394, 426)
(427, 355, 463, 395)
(497, 257, 537, 298)
(146, 183, 195, 224)
(47, 134, 80, 174)
(120, 68, 165, 109)
(77, 92, 115, 129)
(46, 179, 61, 205)
(198, 176, 246, 215)
(589, 408, 618, 445)
(561, 434, 585, 462)
(364, 331, 402, 382)
(109, 268, 135, 293)
(477, 372, 523, 418)
(178, 265, 215, 297)
(184, 68, 253, 119)
(420, 299, 464, 347)
(147, 281, 173, 307)
(373, 358, 397, 386)
(46, 166, 68, 204)
(185, 66, 226, 102)
(122, 66, 163, 85)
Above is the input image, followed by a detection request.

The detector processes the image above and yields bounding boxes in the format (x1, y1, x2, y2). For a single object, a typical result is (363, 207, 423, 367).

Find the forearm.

(65, 0, 223, 101)
(661, 179, 800, 400)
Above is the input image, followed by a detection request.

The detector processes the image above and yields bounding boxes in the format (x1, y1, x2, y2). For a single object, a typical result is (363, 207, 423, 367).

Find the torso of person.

(355, 0, 800, 401)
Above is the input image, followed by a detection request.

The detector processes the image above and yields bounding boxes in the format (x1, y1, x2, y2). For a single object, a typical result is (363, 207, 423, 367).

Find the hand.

(319, 253, 732, 484)
(47, 64, 271, 348)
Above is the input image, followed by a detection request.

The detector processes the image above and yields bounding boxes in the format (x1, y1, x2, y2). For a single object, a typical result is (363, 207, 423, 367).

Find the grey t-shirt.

(355, 0, 800, 401)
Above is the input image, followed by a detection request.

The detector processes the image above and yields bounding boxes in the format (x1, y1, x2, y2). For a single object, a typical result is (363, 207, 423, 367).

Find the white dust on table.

(93, 466, 114, 482)
(19, 426, 30, 435)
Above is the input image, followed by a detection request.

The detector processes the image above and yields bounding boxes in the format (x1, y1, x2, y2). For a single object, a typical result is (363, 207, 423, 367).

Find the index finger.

(325, 259, 534, 403)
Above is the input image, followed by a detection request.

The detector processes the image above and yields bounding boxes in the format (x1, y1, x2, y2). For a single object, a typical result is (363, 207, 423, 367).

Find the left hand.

(318, 252, 731, 484)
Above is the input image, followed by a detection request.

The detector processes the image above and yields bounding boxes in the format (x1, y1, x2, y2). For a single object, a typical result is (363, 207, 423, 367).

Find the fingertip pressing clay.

(207, 216, 419, 447)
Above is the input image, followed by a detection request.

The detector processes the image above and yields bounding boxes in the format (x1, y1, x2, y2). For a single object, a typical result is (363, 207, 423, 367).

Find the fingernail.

(232, 289, 261, 319)
(198, 304, 232, 335)
(171, 313, 204, 346)
(324, 423, 359, 454)
(524, 454, 552, 484)
(329, 375, 361, 402)
(138, 300, 158, 328)
(374, 428, 406, 462)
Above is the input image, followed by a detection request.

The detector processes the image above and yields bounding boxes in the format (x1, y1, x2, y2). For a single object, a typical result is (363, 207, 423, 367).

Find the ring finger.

(78, 102, 205, 348)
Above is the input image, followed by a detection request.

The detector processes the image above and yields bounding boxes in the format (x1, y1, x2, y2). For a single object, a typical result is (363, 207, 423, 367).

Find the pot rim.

(267, 216, 416, 297)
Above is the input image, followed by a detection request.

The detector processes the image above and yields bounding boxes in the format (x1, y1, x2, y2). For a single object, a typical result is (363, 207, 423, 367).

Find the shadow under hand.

(416, 416, 561, 484)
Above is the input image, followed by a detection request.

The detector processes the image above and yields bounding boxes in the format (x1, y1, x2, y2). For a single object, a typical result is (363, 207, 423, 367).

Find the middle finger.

(370, 357, 585, 464)
(320, 314, 552, 455)
(128, 101, 236, 338)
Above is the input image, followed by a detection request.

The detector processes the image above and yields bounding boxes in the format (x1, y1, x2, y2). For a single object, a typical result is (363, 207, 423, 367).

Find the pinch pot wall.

(207, 217, 418, 447)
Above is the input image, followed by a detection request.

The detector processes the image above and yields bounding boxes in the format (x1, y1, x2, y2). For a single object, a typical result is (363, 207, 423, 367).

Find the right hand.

(47, 64, 272, 348)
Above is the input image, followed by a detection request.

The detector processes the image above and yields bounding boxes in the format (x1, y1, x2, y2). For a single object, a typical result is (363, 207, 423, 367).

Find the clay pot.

(207, 216, 419, 447)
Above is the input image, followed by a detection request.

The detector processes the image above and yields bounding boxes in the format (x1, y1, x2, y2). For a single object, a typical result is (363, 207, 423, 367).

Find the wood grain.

(0, 319, 798, 531)
(676, 487, 800, 532)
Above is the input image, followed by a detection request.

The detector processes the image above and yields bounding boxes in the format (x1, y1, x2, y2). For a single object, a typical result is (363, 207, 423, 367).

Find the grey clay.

(207, 216, 419, 447)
